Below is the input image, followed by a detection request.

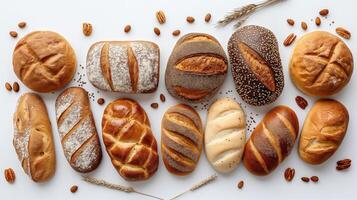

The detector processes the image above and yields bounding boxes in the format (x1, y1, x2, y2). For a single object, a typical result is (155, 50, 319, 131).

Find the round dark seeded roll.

(228, 25, 284, 106)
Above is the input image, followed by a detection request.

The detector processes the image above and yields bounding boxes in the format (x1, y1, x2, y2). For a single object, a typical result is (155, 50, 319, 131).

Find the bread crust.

(289, 31, 353, 96)
(299, 99, 349, 164)
(13, 93, 56, 182)
(55, 87, 102, 173)
(12, 31, 77, 93)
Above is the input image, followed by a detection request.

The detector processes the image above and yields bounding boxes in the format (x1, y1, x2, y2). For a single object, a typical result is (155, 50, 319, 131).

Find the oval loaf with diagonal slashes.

(102, 99, 159, 181)
(228, 25, 284, 106)
(86, 41, 160, 93)
(243, 106, 299, 176)
(165, 33, 228, 103)
(13, 31, 77, 93)
(289, 31, 353, 96)
(205, 98, 246, 173)
(299, 99, 349, 164)
(55, 87, 102, 173)
(161, 104, 203, 175)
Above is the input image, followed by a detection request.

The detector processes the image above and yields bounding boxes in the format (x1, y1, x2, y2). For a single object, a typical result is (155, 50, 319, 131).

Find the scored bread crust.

(289, 31, 353, 97)
(243, 106, 299, 176)
(102, 98, 159, 181)
(205, 98, 246, 173)
(299, 99, 349, 164)
(165, 33, 228, 103)
(55, 87, 102, 173)
(86, 41, 160, 93)
(13, 93, 56, 182)
(161, 104, 203, 175)
(12, 31, 77, 93)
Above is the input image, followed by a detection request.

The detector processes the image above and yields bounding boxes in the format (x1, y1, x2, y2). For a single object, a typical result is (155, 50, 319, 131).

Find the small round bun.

(13, 31, 77, 93)
(289, 31, 353, 96)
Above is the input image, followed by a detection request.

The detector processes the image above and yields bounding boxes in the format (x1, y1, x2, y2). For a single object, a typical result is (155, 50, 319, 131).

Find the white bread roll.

(205, 98, 246, 173)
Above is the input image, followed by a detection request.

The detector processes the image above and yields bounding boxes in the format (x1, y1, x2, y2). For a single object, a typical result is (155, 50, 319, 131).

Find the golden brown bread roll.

(243, 106, 299, 176)
(13, 93, 56, 182)
(102, 99, 158, 181)
(161, 104, 203, 175)
(55, 87, 102, 173)
(289, 31, 353, 96)
(12, 31, 77, 93)
(299, 99, 349, 164)
(165, 33, 228, 103)
(205, 98, 246, 173)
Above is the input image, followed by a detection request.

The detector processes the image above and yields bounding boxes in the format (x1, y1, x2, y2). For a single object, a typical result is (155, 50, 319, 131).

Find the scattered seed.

(97, 98, 105, 105)
(172, 30, 181, 36)
(70, 185, 78, 193)
(154, 27, 161, 36)
(237, 180, 244, 189)
(9, 31, 18, 38)
(4, 168, 15, 183)
(283, 33, 297, 46)
(301, 22, 308, 30)
(295, 96, 308, 109)
(124, 25, 131, 33)
(156, 10, 166, 24)
(160, 93, 166, 102)
(82, 23, 93, 36)
(5, 82, 12, 91)
(336, 27, 351, 39)
(18, 22, 26, 28)
(310, 176, 319, 182)
(151, 103, 159, 109)
(319, 9, 329, 16)
(301, 177, 310, 182)
(186, 16, 195, 23)
(13, 82, 19, 92)
(205, 13, 212, 22)
(287, 19, 295, 26)
(284, 167, 295, 182)
(315, 17, 321, 26)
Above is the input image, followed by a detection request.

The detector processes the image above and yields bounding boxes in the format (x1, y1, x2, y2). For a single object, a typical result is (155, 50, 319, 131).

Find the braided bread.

(205, 98, 246, 173)
(102, 99, 158, 181)
(243, 106, 299, 176)
(55, 87, 102, 173)
(161, 104, 203, 175)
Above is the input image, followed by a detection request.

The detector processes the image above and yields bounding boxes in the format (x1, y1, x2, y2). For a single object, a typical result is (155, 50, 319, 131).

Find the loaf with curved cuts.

(243, 106, 299, 176)
(299, 99, 349, 164)
(86, 41, 160, 93)
(55, 87, 102, 173)
(161, 104, 203, 175)
(102, 99, 158, 181)
(13, 93, 56, 182)
(205, 98, 246, 173)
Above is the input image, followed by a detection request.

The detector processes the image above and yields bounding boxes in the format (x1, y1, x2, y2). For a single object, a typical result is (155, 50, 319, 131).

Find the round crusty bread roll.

(299, 99, 349, 165)
(13, 31, 77, 93)
(289, 31, 353, 96)
(205, 98, 246, 173)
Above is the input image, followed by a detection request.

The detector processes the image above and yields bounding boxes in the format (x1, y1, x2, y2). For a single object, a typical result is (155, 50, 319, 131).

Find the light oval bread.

(205, 98, 246, 173)
(299, 99, 349, 164)
(55, 87, 102, 173)
(13, 93, 56, 182)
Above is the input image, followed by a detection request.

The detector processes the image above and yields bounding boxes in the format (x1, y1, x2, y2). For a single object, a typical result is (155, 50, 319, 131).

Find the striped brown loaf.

(243, 106, 299, 176)
(161, 104, 203, 175)
(55, 87, 102, 173)
(102, 99, 159, 181)
(13, 93, 56, 182)
(86, 41, 160, 93)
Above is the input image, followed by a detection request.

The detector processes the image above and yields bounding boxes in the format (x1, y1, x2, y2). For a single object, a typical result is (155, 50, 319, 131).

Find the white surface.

(0, 0, 356, 199)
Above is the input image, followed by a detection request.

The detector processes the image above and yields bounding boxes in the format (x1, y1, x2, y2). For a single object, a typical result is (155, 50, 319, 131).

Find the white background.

(0, 0, 356, 199)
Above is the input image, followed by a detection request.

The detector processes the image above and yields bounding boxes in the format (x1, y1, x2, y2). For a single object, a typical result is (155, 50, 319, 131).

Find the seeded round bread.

(228, 25, 284, 106)
(289, 31, 353, 96)
(13, 31, 77, 93)
(165, 33, 228, 103)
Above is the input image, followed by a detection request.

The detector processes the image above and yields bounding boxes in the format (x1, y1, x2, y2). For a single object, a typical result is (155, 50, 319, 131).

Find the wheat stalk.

(82, 176, 164, 200)
(217, 0, 286, 28)
(169, 174, 218, 200)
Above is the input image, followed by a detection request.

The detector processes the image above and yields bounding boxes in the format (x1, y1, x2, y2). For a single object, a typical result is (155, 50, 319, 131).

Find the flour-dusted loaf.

(13, 31, 77, 93)
(165, 33, 228, 103)
(161, 104, 203, 175)
(86, 41, 160, 93)
(243, 106, 299, 176)
(299, 99, 349, 164)
(228, 25, 284, 106)
(55, 87, 102, 173)
(289, 31, 353, 96)
(205, 98, 246, 173)
(102, 99, 159, 181)
(13, 93, 56, 182)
